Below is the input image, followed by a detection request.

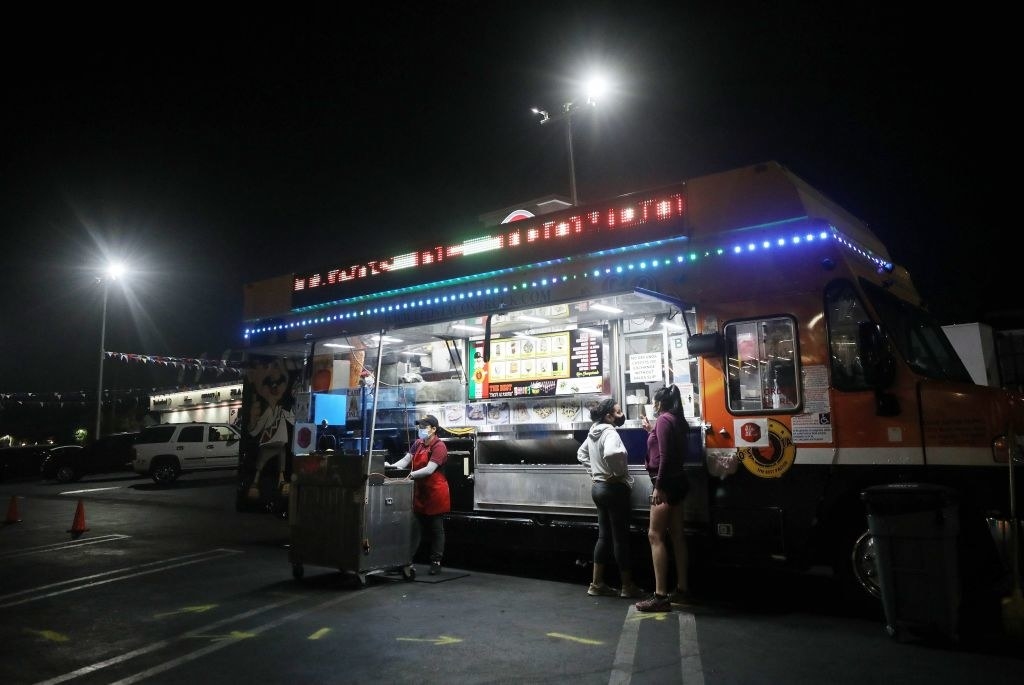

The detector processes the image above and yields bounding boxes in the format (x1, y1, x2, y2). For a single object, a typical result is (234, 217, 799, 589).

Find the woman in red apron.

(386, 414, 450, 574)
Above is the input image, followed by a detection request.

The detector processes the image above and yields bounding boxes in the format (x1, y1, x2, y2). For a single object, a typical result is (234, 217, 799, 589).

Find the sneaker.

(635, 594, 671, 612)
(667, 589, 692, 604)
(587, 583, 619, 597)
(429, 561, 442, 575)
(619, 584, 646, 599)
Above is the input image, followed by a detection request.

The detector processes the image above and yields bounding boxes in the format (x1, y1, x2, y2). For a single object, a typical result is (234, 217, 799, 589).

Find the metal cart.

(288, 452, 415, 585)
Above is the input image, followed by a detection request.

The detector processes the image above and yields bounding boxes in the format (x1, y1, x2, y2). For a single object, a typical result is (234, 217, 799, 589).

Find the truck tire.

(832, 520, 883, 617)
(150, 458, 181, 484)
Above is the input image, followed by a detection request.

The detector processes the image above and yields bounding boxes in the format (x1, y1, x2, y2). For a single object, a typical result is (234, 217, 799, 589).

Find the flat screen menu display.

(468, 327, 605, 400)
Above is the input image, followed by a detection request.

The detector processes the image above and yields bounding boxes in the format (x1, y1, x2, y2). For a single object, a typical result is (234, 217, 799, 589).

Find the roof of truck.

(683, 161, 889, 260)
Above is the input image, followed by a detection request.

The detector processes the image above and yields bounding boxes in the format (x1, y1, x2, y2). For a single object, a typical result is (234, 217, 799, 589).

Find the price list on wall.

(571, 331, 602, 378)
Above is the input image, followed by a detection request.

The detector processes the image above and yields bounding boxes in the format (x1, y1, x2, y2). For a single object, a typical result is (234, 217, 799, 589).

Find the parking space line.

(609, 606, 705, 684)
(104, 588, 382, 685)
(59, 486, 126, 495)
(0, 534, 131, 559)
(678, 612, 704, 685)
(33, 594, 309, 685)
(0, 549, 242, 608)
(610, 605, 640, 685)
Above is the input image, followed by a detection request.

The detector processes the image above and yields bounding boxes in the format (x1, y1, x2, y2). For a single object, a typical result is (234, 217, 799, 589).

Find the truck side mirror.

(857, 321, 896, 389)
(686, 332, 723, 358)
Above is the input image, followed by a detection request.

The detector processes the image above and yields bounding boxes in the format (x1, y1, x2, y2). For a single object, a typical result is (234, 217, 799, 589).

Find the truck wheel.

(55, 465, 79, 483)
(150, 458, 180, 484)
(833, 522, 883, 616)
(847, 529, 881, 599)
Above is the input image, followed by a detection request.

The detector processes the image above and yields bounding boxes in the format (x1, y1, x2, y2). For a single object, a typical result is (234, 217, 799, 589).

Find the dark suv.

(41, 432, 140, 483)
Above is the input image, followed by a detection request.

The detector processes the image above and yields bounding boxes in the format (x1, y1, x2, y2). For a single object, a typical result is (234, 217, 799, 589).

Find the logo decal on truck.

(737, 418, 796, 479)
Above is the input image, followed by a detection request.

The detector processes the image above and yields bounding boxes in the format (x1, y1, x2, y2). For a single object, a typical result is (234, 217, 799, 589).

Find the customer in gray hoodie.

(577, 397, 645, 598)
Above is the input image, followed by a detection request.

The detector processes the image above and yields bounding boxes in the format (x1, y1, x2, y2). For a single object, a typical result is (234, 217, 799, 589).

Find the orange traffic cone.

(4, 495, 20, 524)
(68, 499, 89, 537)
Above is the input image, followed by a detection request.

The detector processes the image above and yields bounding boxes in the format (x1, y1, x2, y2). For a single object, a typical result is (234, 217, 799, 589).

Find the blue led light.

(245, 223, 897, 340)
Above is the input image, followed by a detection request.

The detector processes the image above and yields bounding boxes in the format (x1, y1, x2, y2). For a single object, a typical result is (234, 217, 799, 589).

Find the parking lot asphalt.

(0, 473, 1022, 684)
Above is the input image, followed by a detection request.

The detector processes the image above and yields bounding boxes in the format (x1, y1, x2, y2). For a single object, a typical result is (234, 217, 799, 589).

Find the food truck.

(237, 161, 1023, 601)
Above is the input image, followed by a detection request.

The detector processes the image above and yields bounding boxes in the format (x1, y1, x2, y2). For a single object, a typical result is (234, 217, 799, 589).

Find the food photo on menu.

(485, 401, 510, 425)
(465, 402, 487, 425)
(556, 399, 582, 423)
(511, 399, 557, 424)
(443, 403, 465, 426)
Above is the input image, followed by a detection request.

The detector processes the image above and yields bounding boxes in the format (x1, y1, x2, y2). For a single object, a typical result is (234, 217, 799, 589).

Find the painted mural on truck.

(238, 355, 301, 510)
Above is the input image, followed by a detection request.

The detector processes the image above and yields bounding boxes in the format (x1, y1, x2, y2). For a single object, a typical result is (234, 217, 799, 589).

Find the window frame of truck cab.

(824, 280, 873, 392)
(859, 279, 972, 383)
(723, 315, 801, 414)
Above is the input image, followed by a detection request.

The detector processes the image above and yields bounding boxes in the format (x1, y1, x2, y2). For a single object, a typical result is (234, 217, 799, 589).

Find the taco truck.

(237, 161, 1023, 603)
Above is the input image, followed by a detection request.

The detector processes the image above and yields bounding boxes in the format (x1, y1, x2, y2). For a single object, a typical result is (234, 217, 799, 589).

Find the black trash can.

(861, 483, 960, 643)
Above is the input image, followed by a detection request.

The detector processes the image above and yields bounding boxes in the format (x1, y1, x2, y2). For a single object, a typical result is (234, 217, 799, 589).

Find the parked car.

(132, 422, 240, 484)
(0, 445, 51, 481)
(41, 432, 140, 483)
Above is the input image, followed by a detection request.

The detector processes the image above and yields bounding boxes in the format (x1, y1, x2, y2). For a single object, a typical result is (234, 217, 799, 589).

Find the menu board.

(468, 327, 605, 399)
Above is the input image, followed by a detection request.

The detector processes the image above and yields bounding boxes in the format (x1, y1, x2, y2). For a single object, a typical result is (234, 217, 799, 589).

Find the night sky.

(0, 4, 1009, 394)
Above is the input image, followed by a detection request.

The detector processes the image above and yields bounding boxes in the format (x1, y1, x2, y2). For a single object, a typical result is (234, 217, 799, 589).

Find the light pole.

(95, 263, 125, 440)
(532, 74, 609, 206)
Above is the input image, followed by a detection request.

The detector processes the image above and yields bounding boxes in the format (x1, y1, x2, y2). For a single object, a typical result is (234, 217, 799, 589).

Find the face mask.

(418, 428, 430, 440)
(613, 414, 626, 427)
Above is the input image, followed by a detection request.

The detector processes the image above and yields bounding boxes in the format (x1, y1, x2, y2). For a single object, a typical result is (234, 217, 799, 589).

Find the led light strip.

(245, 226, 892, 338)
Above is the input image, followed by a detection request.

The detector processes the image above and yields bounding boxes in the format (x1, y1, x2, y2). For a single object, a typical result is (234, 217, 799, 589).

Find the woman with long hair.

(635, 384, 691, 612)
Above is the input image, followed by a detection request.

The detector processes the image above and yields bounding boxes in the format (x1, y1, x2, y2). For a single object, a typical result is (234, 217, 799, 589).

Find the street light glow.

(106, 262, 126, 281)
(96, 259, 129, 439)
(583, 74, 609, 104)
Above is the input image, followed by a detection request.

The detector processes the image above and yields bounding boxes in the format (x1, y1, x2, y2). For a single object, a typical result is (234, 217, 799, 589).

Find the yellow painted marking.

(154, 604, 217, 618)
(188, 631, 256, 642)
(24, 628, 69, 642)
(629, 612, 671, 622)
(396, 635, 463, 645)
(546, 632, 603, 645)
(308, 628, 332, 640)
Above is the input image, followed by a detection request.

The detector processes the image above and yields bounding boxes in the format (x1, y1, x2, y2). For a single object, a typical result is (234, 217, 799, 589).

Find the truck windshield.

(860, 280, 972, 383)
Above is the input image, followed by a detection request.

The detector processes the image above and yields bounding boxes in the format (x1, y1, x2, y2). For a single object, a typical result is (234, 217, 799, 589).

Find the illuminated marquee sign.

(292, 191, 686, 308)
